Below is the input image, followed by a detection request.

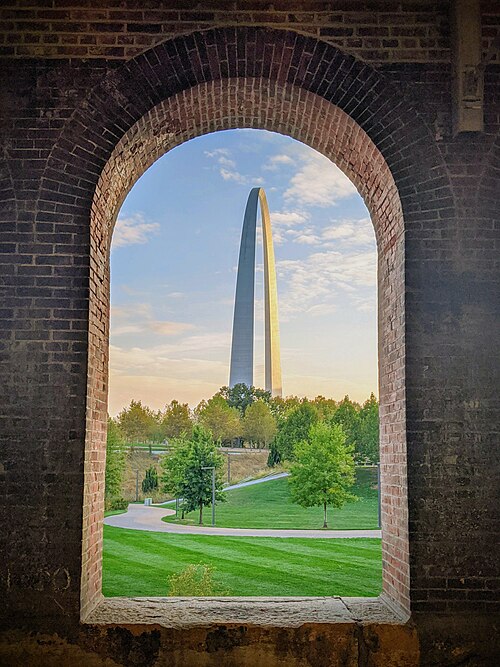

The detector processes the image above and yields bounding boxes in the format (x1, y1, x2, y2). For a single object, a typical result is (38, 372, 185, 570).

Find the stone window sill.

(84, 595, 408, 629)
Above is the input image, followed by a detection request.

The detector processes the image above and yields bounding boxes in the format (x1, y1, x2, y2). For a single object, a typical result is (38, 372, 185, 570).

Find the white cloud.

(263, 154, 295, 171)
(112, 214, 160, 247)
(284, 151, 357, 207)
(109, 332, 230, 377)
(220, 167, 247, 184)
(271, 210, 309, 227)
(277, 248, 376, 319)
(149, 321, 194, 336)
(206, 147, 264, 186)
(291, 231, 321, 245)
(110, 302, 194, 338)
(204, 148, 230, 159)
(322, 218, 374, 247)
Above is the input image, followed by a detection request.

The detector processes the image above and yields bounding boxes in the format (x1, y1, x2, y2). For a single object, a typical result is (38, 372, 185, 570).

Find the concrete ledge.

(85, 596, 407, 629)
(1, 599, 419, 667)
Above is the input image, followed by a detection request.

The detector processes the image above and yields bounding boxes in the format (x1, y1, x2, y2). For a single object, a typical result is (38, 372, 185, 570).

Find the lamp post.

(201, 466, 216, 527)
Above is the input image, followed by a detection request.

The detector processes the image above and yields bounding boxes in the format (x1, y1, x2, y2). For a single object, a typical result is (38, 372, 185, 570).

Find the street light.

(201, 466, 216, 527)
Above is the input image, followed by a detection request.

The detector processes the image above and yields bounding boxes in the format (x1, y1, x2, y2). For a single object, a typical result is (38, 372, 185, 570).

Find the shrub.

(142, 465, 159, 493)
(167, 564, 228, 596)
(105, 496, 129, 512)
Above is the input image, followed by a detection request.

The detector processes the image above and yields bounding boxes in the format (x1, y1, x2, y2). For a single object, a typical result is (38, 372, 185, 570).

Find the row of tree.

(159, 419, 356, 528)
(105, 397, 362, 527)
(113, 384, 379, 464)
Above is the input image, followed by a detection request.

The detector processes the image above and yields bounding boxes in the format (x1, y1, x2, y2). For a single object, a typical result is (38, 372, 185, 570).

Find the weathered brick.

(0, 7, 498, 667)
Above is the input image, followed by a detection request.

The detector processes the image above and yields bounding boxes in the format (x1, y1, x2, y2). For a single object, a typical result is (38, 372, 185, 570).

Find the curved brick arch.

(94, 81, 402, 251)
(39, 27, 454, 226)
(85, 78, 409, 618)
(33, 27, 458, 621)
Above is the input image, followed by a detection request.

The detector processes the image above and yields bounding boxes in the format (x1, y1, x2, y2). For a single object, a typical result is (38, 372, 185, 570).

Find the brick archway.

(89, 80, 407, 615)
(35, 27, 456, 622)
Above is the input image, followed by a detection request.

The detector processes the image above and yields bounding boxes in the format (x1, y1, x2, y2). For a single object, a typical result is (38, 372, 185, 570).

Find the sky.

(109, 129, 378, 416)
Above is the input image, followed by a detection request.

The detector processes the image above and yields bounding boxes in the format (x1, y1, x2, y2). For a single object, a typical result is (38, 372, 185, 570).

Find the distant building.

(229, 188, 282, 397)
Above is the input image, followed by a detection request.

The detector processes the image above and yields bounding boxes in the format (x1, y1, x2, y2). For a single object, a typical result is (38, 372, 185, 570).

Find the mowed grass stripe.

(103, 526, 382, 597)
(162, 468, 379, 530)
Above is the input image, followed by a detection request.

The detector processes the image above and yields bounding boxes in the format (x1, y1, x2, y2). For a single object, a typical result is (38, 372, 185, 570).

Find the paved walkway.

(158, 472, 289, 507)
(104, 504, 381, 538)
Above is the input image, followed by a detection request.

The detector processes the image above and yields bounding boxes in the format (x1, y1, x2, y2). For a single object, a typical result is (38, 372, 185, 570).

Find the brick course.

(0, 0, 498, 64)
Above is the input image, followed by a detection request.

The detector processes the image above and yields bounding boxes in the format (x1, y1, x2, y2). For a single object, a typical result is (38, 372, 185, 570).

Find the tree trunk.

(323, 502, 328, 529)
(199, 503, 203, 526)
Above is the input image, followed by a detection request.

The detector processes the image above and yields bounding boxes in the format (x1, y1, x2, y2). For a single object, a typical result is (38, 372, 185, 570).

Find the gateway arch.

(229, 187, 282, 397)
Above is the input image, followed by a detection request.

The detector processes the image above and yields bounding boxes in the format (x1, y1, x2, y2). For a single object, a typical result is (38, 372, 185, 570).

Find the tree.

(160, 437, 191, 517)
(117, 399, 157, 443)
(197, 395, 241, 444)
(358, 393, 379, 463)
(330, 395, 361, 455)
(268, 402, 319, 465)
(242, 400, 276, 448)
(105, 417, 126, 499)
(311, 395, 338, 421)
(289, 421, 356, 528)
(217, 383, 271, 416)
(149, 409, 165, 443)
(161, 425, 225, 525)
(268, 395, 301, 420)
(162, 400, 193, 440)
(142, 465, 158, 494)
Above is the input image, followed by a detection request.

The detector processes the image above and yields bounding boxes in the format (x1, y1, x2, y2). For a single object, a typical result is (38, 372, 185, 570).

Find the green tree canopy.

(218, 383, 271, 416)
(161, 425, 225, 525)
(268, 402, 319, 465)
(162, 399, 193, 440)
(358, 393, 379, 463)
(268, 395, 302, 420)
(242, 400, 277, 448)
(196, 395, 241, 444)
(311, 395, 338, 421)
(288, 421, 356, 528)
(330, 395, 361, 457)
(105, 417, 126, 499)
(117, 399, 157, 443)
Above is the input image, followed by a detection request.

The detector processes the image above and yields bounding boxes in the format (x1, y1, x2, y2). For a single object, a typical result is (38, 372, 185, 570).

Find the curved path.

(104, 505, 381, 538)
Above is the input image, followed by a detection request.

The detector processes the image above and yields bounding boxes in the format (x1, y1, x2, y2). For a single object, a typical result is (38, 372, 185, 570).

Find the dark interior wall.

(0, 3, 498, 665)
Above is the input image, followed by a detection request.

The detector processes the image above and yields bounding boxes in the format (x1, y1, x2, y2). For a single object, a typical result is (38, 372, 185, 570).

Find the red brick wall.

(0, 6, 499, 665)
(0, 0, 498, 63)
(89, 78, 408, 615)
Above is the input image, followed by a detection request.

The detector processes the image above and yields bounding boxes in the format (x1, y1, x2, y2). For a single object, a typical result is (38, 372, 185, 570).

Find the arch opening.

(84, 78, 408, 618)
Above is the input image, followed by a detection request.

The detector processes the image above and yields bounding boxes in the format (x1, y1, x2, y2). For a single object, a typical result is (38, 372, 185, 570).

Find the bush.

(167, 564, 229, 596)
(105, 496, 129, 512)
(142, 465, 159, 493)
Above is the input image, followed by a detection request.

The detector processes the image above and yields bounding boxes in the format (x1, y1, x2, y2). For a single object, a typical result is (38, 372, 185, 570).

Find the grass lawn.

(103, 525, 382, 597)
(161, 468, 379, 530)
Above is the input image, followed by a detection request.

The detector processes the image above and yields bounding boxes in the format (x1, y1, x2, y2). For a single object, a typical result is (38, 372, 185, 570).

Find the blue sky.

(109, 129, 377, 415)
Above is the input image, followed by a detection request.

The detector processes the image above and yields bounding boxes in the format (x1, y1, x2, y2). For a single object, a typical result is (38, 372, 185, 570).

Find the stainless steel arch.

(229, 188, 282, 397)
